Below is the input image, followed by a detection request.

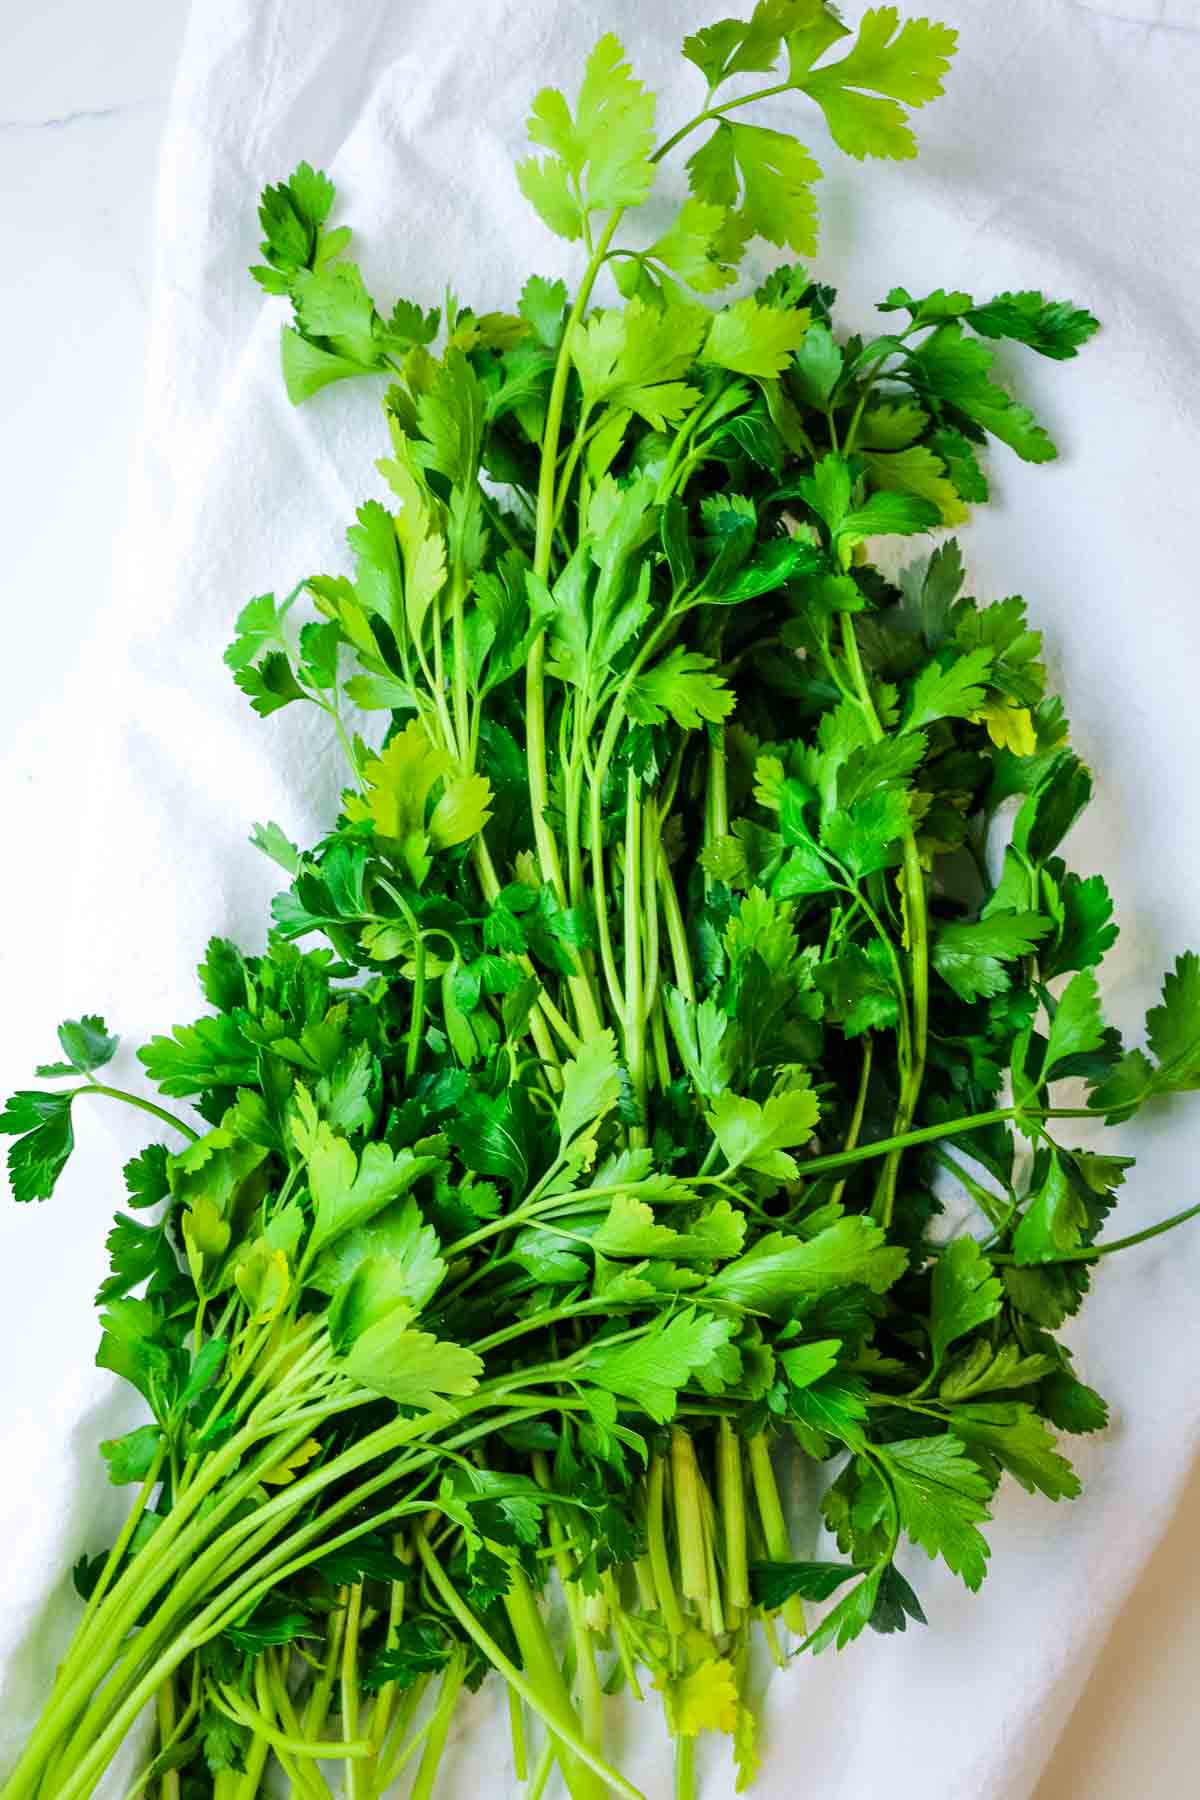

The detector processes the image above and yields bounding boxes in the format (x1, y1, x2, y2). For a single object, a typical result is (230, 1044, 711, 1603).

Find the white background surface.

(2, 2, 1200, 1794)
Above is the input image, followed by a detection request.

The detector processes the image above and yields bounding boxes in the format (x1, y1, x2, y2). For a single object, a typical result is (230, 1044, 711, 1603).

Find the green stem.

(553, 402, 595, 525)
(651, 79, 791, 166)
(881, 832, 931, 1216)
(341, 1584, 365, 1800)
(747, 1432, 804, 1635)
(588, 748, 627, 1022)
(645, 1454, 686, 1640)
(535, 1453, 604, 1767)
(717, 1418, 750, 1612)
(934, 1146, 1008, 1230)
(565, 735, 588, 914)
(480, 489, 529, 560)
(706, 728, 729, 853)
(528, 209, 624, 901)
(830, 1035, 873, 1209)
(78, 1084, 199, 1141)
(154, 1678, 180, 1800)
(640, 792, 663, 1023)
(473, 836, 568, 1071)
(378, 884, 426, 1081)
(373, 1674, 431, 1792)
(838, 612, 929, 1227)
(527, 1737, 558, 1800)
(855, 889, 913, 1076)
(792, 1105, 1016, 1180)
(509, 1686, 529, 1784)
(670, 1427, 708, 1631)
(47, 1388, 494, 1789)
(12, 1404, 312, 1786)
(657, 848, 696, 1004)
(415, 1528, 639, 1800)
(214, 1685, 373, 1760)
(263, 1657, 330, 1800)
(364, 1540, 408, 1788)
(674, 1734, 697, 1800)
(623, 770, 647, 1142)
(408, 1649, 467, 1800)
(449, 561, 471, 765)
(233, 1726, 270, 1800)
(992, 1197, 1200, 1265)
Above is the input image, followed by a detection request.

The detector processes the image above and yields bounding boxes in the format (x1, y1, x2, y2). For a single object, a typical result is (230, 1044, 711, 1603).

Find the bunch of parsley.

(6, 7, 1200, 1799)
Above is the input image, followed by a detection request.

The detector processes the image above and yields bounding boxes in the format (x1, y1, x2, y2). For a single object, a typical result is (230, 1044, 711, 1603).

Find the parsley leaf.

(1145, 952, 1200, 1093)
(706, 1218, 907, 1312)
(880, 1434, 994, 1590)
(702, 296, 814, 380)
(932, 911, 1051, 1003)
(1, 1090, 77, 1203)
(518, 33, 657, 237)
(948, 1402, 1080, 1501)
(581, 1307, 735, 1422)
(36, 1015, 119, 1078)
(797, 9, 957, 160)
(929, 1237, 1003, 1374)
(706, 1084, 820, 1180)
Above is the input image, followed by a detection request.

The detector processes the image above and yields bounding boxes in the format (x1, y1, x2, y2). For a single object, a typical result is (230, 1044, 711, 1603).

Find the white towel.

(3, 1, 1199, 1793)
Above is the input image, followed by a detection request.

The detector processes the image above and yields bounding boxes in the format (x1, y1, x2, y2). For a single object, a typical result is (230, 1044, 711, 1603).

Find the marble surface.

(2, 4, 1199, 1796)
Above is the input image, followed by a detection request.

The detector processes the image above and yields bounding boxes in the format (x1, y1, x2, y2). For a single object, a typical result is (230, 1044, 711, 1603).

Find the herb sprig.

(3, 7, 1193, 1800)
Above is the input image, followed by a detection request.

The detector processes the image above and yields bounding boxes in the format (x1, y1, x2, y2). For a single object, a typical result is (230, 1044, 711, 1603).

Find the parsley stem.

(264, 1656, 330, 1800)
(78, 1083, 199, 1141)
(854, 890, 913, 1077)
(706, 726, 729, 846)
(830, 1035, 874, 1209)
(341, 1584, 366, 1800)
(154, 1680, 179, 1800)
(674, 1734, 696, 1800)
(415, 1530, 635, 1800)
(528, 208, 623, 1039)
(374, 1674, 432, 1792)
(586, 607, 686, 1032)
(657, 846, 696, 1004)
(651, 80, 792, 166)
(837, 611, 930, 1225)
(408, 1648, 466, 1800)
(791, 1101, 1136, 1183)
(934, 1146, 1009, 1230)
(509, 1686, 529, 1784)
(747, 1432, 805, 1635)
(471, 1303, 607, 1355)
(526, 1737, 558, 1800)
(718, 1417, 751, 1610)
(641, 792, 663, 1027)
(52, 1399, 558, 1795)
(796, 1106, 1014, 1177)
(378, 885, 425, 1081)
(646, 1453, 686, 1639)
(535, 1452, 605, 1764)
(670, 1427, 709, 1628)
(363, 1539, 408, 1788)
(213, 1684, 372, 1759)
(448, 559, 471, 766)
(553, 403, 597, 526)
(479, 490, 528, 561)
(624, 771, 648, 1142)
(472, 837, 566, 1072)
(991, 1197, 1200, 1265)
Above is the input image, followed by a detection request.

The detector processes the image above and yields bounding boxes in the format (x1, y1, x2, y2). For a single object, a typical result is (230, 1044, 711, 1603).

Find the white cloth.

(3, 1, 1200, 1793)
